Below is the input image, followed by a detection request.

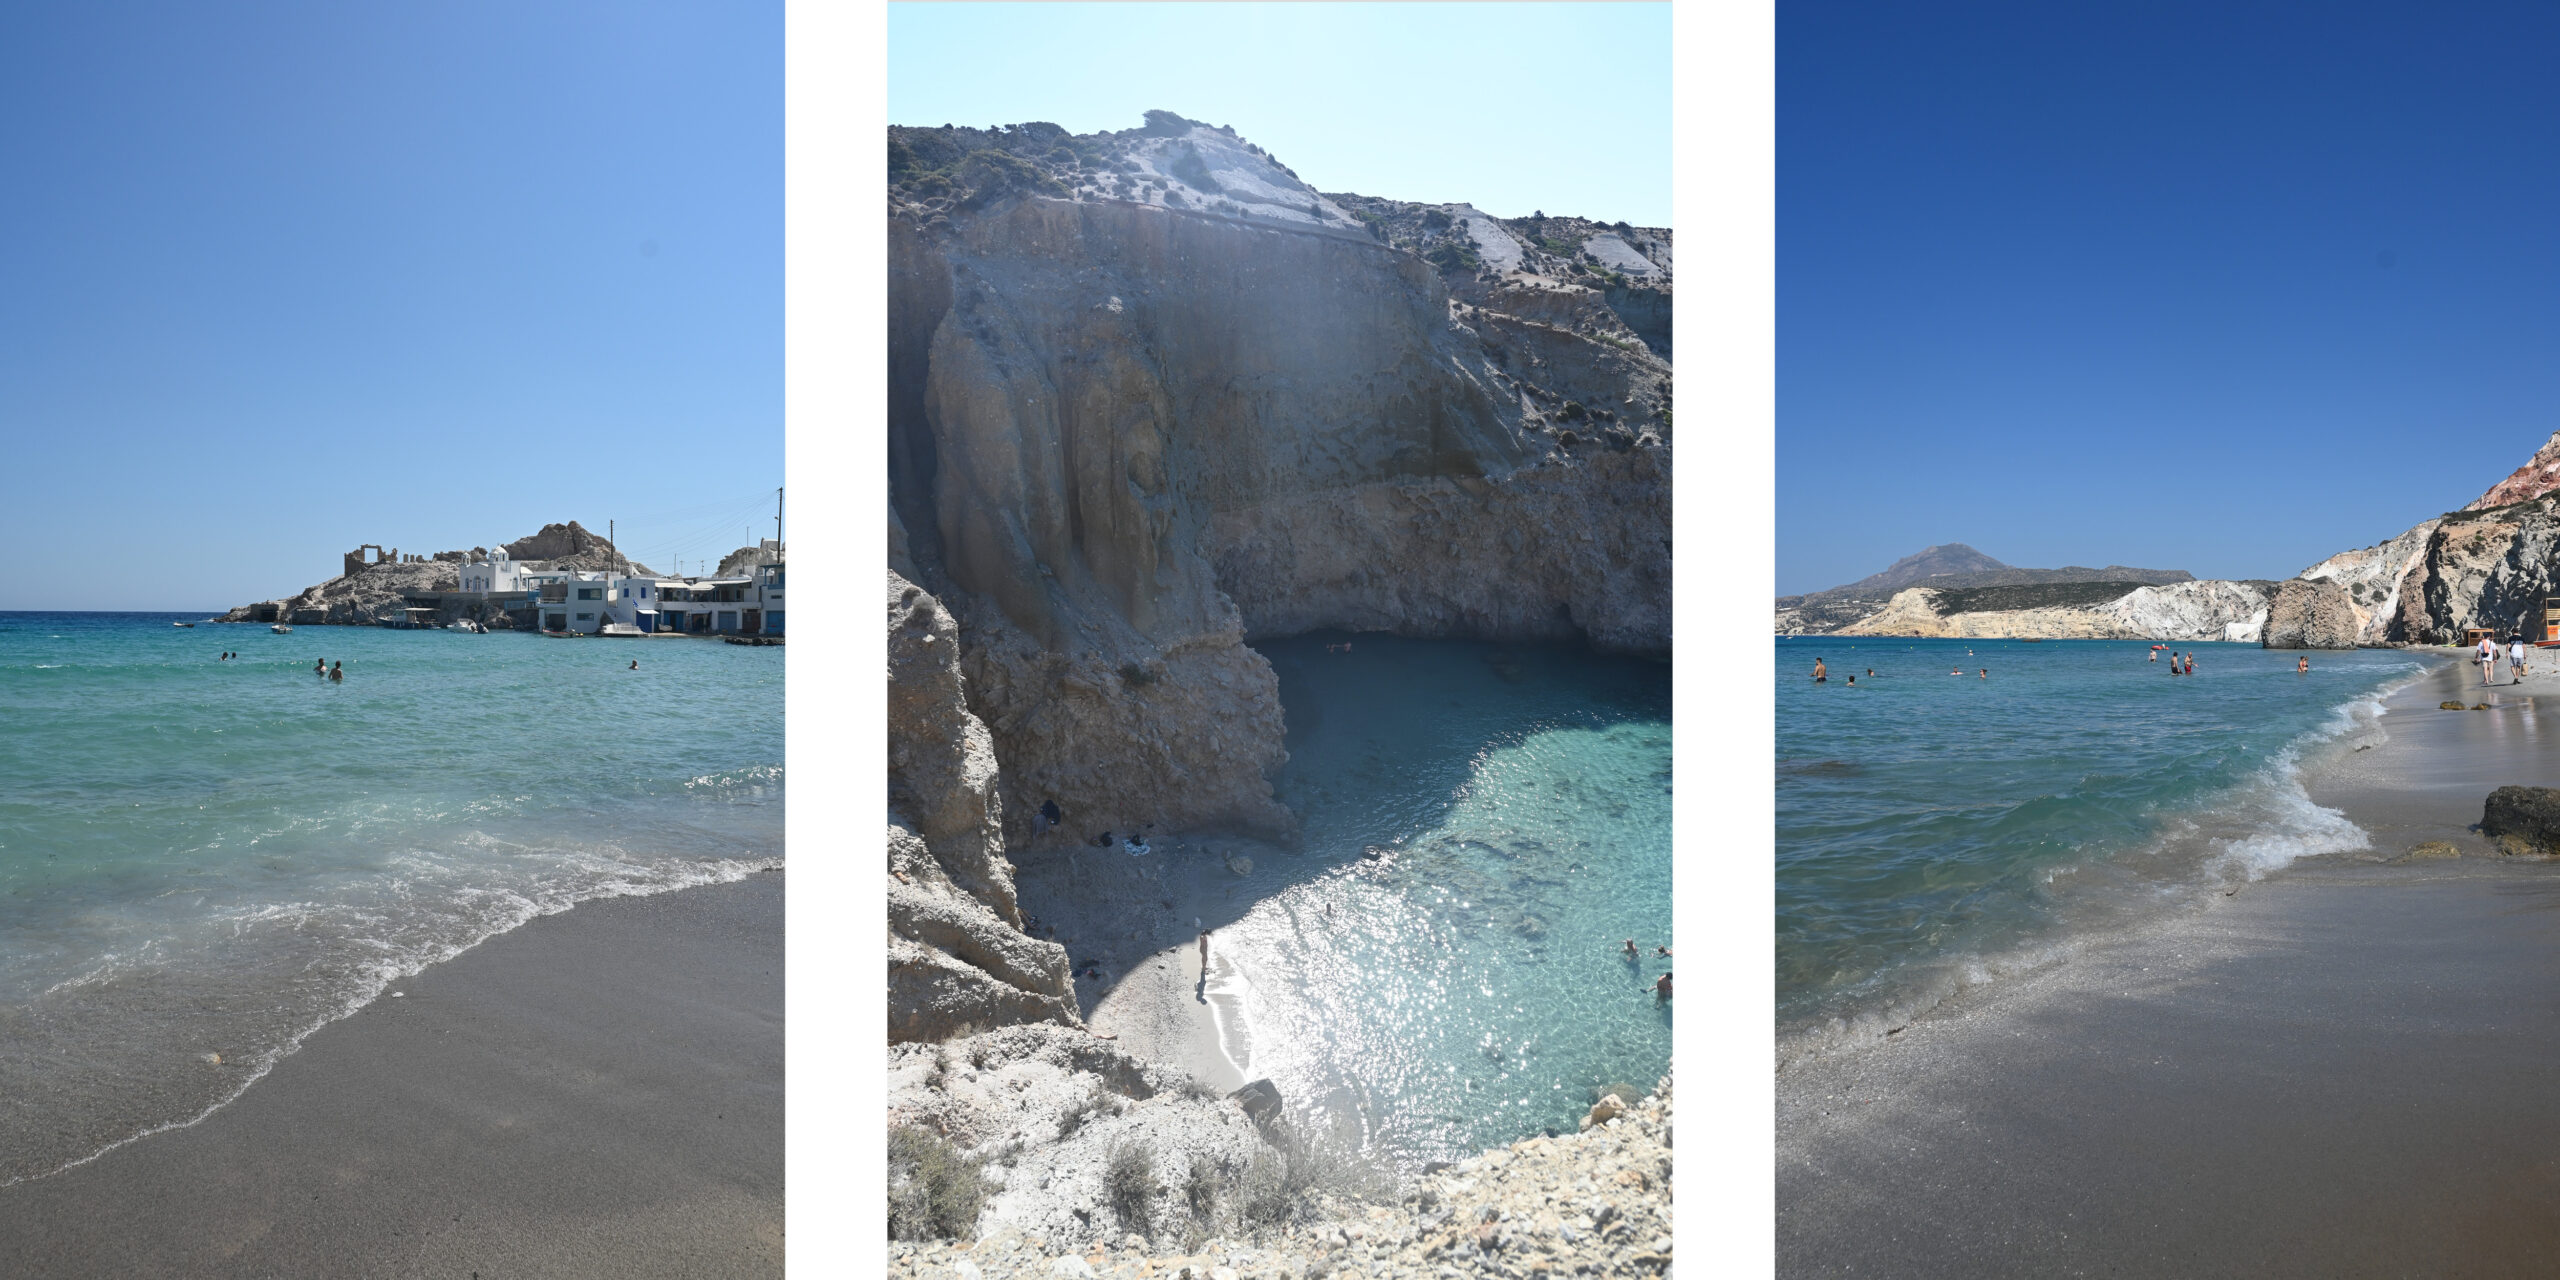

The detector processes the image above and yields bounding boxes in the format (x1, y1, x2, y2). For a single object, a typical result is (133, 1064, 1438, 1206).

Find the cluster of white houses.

(452, 546, 785, 636)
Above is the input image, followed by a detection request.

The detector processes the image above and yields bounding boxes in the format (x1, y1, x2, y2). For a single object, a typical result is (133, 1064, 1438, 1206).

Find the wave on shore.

(1776, 638, 2435, 1065)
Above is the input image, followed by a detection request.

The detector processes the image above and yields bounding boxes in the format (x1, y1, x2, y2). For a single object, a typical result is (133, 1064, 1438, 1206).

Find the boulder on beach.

(2405, 841, 2461, 861)
(2480, 786, 2560, 854)
(1229, 1078, 1282, 1125)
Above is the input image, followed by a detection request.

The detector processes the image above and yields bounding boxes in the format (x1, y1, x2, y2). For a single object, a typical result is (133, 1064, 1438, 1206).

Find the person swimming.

(2298, 656, 2309, 674)
(1845, 676, 1857, 687)
(329, 661, 343, 682)
(630, 659, 639, 670)
(1654, 944, 1671, 957)
(1978, 669, 1988, 679)
(1654, 972, 1672, 999)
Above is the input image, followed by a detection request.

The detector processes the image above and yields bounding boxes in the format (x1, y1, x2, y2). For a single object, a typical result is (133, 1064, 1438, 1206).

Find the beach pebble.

(199, 1052, 222, 1066)
(391, 991, 405, 999)
(1048, 1257, 1097, 1277)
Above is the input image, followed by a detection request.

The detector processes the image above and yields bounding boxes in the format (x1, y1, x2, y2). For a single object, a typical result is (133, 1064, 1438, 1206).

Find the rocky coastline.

(1782, 431, 2560, 646)
(885, 112, 1674, 1263)
(213, 521, 772, 629)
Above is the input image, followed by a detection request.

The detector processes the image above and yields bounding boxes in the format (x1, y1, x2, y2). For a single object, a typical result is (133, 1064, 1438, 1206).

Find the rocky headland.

(215, 521, 770, 628)
(1782, 433, 2560, 646)
(884, 111, 1673, 1259)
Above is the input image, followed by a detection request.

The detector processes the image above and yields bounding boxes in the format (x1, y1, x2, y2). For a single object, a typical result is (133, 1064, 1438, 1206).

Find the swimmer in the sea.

(1654, 944, 1671, 957)
(1979, 669, 1987, 679)
(1813, 658, 1827, 683)
(1623, 939, 1639, 957)
(1654, 972, 1672, 999)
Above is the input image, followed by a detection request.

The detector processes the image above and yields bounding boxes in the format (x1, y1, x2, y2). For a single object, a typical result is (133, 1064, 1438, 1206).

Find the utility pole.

(776, 486, 784, 553)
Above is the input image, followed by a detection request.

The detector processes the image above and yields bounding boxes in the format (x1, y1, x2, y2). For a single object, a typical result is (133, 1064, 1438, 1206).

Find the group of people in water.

(312, 659, 344, 682)
(1809, 656, 1984, 686)
(1620, 939, 1672, 998)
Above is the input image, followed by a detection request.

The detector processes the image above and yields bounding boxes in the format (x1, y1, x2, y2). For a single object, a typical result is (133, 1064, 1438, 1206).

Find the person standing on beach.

(2480, 634, 2500, 685)
(2513, 638, 2529, 682)
(1198, 929, 1211, 973)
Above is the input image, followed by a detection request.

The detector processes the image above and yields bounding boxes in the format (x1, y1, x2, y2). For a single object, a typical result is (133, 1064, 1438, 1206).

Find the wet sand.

(1012, 833, 1285, 1094)
(1779, 657, 2560, 1277)
(0, 871, 783, 1279)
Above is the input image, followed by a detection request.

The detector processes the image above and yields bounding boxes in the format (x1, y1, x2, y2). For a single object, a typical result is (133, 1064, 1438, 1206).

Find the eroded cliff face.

(2259, 579, 2361, 649)
(889, 572, 1078, 1043)
(889, 117, 1671, 852)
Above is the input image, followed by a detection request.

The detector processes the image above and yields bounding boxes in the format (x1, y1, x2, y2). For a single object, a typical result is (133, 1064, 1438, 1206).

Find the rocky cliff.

(2469, 431, 2560, 509)
(2259, 579, 2361, 650)
(889, 573, 1079, 1044)
(889, 113, 1670, 856)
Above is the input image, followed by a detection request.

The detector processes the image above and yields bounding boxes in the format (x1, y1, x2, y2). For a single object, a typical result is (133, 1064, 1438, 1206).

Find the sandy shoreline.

(0, 870, 784, 1278)
(1777, 655, 2560, 1275)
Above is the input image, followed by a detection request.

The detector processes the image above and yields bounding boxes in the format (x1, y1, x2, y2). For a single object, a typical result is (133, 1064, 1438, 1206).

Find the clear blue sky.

(888, 3, 1670, 226)
(0, 3, 779, 611)
(1781, 3, 2560, 595)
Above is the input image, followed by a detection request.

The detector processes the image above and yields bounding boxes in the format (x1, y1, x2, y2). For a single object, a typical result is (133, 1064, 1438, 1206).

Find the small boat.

(172, 622, 194, 628)
(271, 624, 293, 634)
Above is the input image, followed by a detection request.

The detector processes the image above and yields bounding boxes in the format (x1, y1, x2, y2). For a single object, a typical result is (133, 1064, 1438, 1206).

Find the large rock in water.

(888, 570, 1078, 1043)
(887, 115, 1671, 849)
(2261, 579, 2361, 649)
(2481, 786, 2560, 854)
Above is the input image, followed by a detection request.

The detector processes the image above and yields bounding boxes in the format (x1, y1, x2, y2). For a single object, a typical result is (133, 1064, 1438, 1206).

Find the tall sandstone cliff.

(889, 116, 1671, 858)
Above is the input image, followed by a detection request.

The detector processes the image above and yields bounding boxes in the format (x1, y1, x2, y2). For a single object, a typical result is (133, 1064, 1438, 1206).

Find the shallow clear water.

(0, 612, 781, 1183)
(1776, 636, 2427, 1044)
(1191, 635, 1670, 1166)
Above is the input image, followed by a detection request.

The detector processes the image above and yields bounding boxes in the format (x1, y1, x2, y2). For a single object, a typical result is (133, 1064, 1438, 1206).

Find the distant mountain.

(1808, 543, 2009, 600)
(1776, 544, 2196, 634)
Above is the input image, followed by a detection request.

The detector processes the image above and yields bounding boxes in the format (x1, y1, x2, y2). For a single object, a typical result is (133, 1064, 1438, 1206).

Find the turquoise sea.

(1172, 636, 1671, 1166)
(1776, 636, 2429, 1050)
(0, 612, 781, 1184)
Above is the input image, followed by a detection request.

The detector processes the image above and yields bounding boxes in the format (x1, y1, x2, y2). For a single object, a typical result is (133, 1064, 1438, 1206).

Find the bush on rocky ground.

(888, 1125, 991, 1241)
(1106, 1141, 1159, 1230)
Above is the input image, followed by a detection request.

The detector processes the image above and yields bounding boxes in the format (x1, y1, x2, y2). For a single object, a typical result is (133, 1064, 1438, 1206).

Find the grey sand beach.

(0, 871, 783, 1279)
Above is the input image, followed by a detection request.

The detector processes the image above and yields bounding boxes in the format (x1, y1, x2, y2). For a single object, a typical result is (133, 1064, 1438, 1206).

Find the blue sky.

(0, 3, 779, 611)
(888, 3, 1671, 226)
(1781, 3, 2560, 595)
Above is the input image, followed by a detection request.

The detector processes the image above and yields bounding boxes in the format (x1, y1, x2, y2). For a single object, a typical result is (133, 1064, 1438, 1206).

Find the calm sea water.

(1178, 636, 1670, 1166)
(1776, 636, 2428, 1050)
(0, 612, 781, 1184)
